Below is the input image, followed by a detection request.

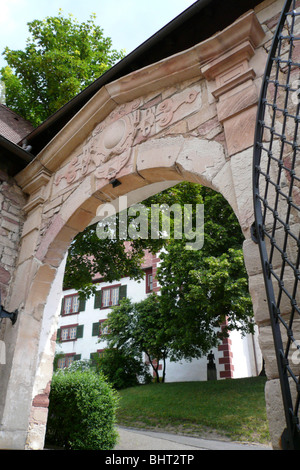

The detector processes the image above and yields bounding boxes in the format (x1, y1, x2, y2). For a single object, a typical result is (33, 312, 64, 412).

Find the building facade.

(56, 251, 263, 381)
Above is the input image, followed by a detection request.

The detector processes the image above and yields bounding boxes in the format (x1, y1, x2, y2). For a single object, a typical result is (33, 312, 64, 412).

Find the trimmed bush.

(45, 369, 119, 450)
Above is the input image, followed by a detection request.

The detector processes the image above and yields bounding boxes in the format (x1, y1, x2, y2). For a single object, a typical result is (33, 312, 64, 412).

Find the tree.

(63, 218, 164, 299)
(103, 184, 254, 382)
(105, 295, 174, 383)
(65, 182, 253, 332)
(63, 182, 203, 297)
(157, 244, 254, 360)
(0, 11, 125, 126)
(155, 186, 255, 352)
(94, 348, 152, 390)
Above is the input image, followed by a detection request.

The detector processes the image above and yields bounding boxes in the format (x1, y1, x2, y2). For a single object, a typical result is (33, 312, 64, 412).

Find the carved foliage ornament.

(54, 89, 199, 187)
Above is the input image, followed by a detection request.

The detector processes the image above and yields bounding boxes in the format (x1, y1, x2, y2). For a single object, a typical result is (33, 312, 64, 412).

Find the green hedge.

(45, 369, 119, 450)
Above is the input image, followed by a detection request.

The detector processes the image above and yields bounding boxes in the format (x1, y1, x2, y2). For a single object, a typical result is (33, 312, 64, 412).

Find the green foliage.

(95, 348, 152, 390)
(1, 11, 125, 126)
(106, 295, 172, 382)
(155, 185, 254, 355)
(64, 182, 254, 374)
(45, 369, 119, 450)
(63, 224, 152, 297)
(157, 243, 254, 358)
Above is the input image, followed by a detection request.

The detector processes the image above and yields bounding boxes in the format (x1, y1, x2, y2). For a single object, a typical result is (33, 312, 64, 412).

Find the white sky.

(0, 0, 197, 69)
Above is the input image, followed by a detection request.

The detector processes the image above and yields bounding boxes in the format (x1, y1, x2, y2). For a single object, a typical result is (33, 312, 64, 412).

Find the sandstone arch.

(0, 4, 290, 449)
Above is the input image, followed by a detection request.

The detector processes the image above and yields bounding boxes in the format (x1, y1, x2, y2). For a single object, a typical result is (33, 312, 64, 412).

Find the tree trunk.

(162, 356, 166, 383)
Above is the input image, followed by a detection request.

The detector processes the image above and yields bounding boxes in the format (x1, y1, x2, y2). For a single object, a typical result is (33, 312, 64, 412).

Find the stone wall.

(0, 170, 26, 306)
(0, 168, 26, 440)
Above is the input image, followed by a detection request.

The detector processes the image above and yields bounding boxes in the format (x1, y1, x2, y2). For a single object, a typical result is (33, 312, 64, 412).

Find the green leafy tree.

(106, 295, 173, 383)
(101, 184, 254, 381)
(157, 244, 254, 361)
(155, 186, 255, 352)
(66, 182, 254, 375)
(63, 219, 164, 299)
(1, 11, 125, 126)
(65, 182, 253, 324)
(63, 182, 202, 296)
(94, 348, 152, 390)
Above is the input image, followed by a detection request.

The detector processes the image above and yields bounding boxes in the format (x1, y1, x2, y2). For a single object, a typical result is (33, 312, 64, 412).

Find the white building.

(55, 251, 263, 381)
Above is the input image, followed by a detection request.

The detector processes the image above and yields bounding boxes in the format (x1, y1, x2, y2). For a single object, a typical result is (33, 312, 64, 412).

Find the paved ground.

(114, 426, 272, 451)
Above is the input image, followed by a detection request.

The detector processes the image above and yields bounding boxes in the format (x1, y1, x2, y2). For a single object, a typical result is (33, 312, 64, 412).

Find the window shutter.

(74, 354, 81, 361)
(76, 325, 84, 339)
(90, 352, 98, 365)
(94, 290, 102, 309)
(92, 322, 100, 336)
(60, 299, 65, 315)
(119, 285, 127, 301)
(79, 298, 86, 312)
(56, 328, 61, 341)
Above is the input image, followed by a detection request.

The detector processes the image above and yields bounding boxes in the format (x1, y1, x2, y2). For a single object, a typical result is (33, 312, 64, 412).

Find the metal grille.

(253, 0, 300, 450)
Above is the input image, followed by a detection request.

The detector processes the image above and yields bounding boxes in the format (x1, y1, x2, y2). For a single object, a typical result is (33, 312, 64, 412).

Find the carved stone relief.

(54, 86, 201, 189)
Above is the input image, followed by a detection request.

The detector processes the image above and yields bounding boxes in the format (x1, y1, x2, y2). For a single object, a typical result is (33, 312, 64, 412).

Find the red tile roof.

(0, 104, 34, 144)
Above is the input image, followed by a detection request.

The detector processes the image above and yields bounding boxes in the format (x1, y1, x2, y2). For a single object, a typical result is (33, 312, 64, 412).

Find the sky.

(0, 0, 197, 69)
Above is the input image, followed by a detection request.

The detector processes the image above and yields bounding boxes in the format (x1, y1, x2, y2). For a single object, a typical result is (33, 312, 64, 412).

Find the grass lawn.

(116, 376, 271, 445)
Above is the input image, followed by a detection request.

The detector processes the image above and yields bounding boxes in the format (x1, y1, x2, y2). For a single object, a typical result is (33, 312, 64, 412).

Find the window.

(102, 286, 119, 307)
(57, 354, 75, 369)
(61, 294, 85, 315)
(100, 319, 110, 336)
(97, 349, 105, 358)
(92, 320, 109, 337)
(145, 268, 153, 293)
(57, 353, 81, 369)
(94, 285, 127, 309)
(57, 324, 84, 342)
(61, 326, 77, 341)
(90, 349, 105, 365)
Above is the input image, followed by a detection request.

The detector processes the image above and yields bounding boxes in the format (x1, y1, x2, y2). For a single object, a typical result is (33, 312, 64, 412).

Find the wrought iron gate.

(253, 0, 300, 450)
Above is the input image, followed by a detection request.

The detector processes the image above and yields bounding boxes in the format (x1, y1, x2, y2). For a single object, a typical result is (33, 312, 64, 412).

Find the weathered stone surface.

(265, 375, 300, 450)
(0, 179, 26, 305)
(217, 82, 258, 123)
(211, 161, 239, 217)
(223, 105, 258, 155)
(230, 146, 255, 237)
(176, 137, 226, 185)
(243, 238, 263, 277)
(265, 378, 286, 450)
(248, 273, 270, 325)
(0, 266, 11, 285)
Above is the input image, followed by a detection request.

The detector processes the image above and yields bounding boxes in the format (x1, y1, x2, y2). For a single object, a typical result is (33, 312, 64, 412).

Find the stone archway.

(0, 6, 287, 449)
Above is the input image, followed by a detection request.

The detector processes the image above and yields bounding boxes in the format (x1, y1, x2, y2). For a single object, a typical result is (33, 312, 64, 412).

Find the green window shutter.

(74, 354, 81, 361)
(56, 328, 61, 342)
(90, 352, 98, 365)
(76, 325, 84, 339)
(79, 298, 86, 312)
(60, 299, 64, 315)
(94, 290, 102, 309)
(119, 285, 127, 302)
(92, 322, 100, 336)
